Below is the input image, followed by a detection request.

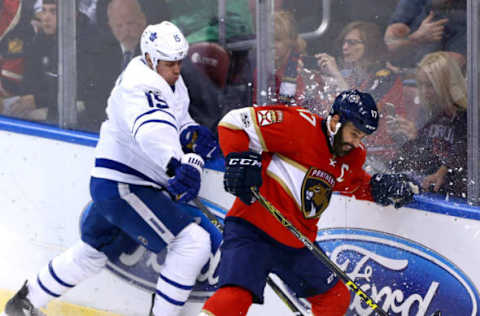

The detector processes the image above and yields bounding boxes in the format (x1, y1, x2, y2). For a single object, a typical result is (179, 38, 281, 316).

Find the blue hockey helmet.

(329, 89, 379, 135)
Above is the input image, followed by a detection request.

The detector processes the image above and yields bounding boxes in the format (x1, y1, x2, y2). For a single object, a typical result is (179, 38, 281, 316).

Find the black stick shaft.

(192, 198, 306, 316)
(250, 189, 390, 316)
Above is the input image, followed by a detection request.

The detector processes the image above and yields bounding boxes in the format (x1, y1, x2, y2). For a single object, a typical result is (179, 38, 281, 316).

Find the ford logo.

(317, 228, 480, 316)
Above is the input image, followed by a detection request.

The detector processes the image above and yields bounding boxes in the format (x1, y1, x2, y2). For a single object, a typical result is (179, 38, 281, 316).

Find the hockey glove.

(167, 153, 204, 203)
(180, 125, 220, 160)
(370, 173, 420, 208)
(224, 151, 263, 205)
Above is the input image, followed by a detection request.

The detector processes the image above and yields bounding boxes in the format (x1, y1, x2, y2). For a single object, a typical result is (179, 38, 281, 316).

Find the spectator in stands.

(250, 10, 325, 113)
(384, 0, 466, 69)
(95, 0, 169, 41)
(90, 0, 146, 121)
(311, 21, 407, 172)
(287, 0, 399, 55)
(4, 0, 98, 127)
(390, 51, 467, 198)
(0, 0, 35, 100)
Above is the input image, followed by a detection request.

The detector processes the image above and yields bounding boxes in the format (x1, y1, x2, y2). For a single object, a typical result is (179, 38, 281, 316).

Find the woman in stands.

(389, 51, 468, 198)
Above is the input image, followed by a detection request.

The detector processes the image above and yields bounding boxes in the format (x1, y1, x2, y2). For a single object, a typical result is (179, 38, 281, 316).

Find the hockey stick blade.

(251, 188, 390, 316)
(192, 198, 307, 316)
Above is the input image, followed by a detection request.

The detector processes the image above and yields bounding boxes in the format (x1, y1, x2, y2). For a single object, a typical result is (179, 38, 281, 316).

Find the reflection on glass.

(389, 51, 467, 199)
(1, 0, 99, 131)
(1, 0, 470, 200)
(0, 0, 35, 118)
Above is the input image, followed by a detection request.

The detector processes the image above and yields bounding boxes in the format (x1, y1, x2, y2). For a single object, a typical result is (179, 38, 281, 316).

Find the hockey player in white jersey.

(3, 21, 222, 316)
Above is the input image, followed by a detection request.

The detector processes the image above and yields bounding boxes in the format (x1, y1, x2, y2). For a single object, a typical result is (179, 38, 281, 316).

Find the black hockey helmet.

(329, 89, 379, 135)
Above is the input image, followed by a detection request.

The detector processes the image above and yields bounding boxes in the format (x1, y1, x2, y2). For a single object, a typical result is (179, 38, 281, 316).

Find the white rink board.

(0, 130, 289, 316)
(1, 129, 480, 315)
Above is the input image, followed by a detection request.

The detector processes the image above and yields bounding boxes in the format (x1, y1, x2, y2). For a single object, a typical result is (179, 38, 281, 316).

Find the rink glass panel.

(1, 0, 476, 204)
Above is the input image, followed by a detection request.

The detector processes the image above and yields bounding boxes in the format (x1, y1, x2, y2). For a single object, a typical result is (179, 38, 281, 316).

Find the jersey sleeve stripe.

(133, 119, 178, 138)
(217, 121, 242, 130)
(132, 109, 176, 133)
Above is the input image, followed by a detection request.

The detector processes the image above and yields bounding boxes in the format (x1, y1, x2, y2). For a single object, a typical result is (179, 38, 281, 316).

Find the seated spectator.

(311, 21, 407, 171)
(3, 0, 98, 127)
(384, 0, 466, 69)
(291, 0, 399, 56)
(95, 0, 170, 40)
(389, 51, 467, 198)
(250, 10, 325, 113)
(0, 0, 35, 100)
(89, 0, 147, 122)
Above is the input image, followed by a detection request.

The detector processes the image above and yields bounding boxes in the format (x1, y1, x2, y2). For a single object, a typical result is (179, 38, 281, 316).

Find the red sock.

(307, 281, 351, 316)
(201, 286, 253, 316)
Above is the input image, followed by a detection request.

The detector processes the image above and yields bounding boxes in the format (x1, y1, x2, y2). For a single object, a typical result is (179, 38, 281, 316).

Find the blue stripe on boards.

(48, 261, 74, 288)
(160, 274, 194, 290)
(134, 119, 177, 138)
(132, 109, 176, 133)
(155, 289, 186, 306)
(0, 115, 98, 147)
(37, 276, 61, 297)
(1, 116, 479, 220)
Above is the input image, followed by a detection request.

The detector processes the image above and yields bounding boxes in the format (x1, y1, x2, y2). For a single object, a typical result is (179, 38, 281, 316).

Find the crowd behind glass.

(0, 0, 468, 200)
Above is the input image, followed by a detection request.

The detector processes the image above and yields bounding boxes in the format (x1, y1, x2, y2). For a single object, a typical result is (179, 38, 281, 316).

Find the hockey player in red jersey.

(200, 89, 418, 316)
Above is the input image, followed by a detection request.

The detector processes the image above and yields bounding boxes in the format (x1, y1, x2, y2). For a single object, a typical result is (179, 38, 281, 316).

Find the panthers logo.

(301, 168, 335, 219)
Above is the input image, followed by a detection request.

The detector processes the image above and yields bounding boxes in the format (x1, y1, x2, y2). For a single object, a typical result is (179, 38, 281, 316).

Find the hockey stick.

(192, 198, 307, 316)
(250, 189, 390, 316)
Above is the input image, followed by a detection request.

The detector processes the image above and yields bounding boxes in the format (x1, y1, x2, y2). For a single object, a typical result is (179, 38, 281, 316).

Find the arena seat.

(187, 42, 231, 89)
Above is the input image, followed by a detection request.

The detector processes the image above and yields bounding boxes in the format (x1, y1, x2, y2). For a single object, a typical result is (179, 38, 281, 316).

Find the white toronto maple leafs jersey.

(91, 56, 196, 188)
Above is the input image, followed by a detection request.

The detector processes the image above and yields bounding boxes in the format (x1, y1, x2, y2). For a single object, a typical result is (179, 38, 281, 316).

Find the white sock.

(153, 223, 211, 316)
(27, 240, 107, 307)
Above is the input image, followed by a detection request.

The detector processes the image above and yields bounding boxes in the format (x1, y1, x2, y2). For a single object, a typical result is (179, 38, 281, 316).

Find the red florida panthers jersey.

(218, 105, 375, 248)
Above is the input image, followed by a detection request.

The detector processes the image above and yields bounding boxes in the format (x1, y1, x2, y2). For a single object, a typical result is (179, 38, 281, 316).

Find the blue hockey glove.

(167, 153, 204, 203)
(224, 151, 262, 205)
(180, 125, 220, 160)
(370, 173, 420, 208)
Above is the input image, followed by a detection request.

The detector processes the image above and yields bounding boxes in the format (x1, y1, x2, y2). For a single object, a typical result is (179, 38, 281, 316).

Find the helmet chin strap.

(326, 115, 342, 150)
(326, 115, 342, 136)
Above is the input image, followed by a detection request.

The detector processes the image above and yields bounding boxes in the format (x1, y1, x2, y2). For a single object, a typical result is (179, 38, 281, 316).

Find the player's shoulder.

(254, 105, 321, 123)
(219, 105, 322, 131)
(121, 57, 167, 94)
